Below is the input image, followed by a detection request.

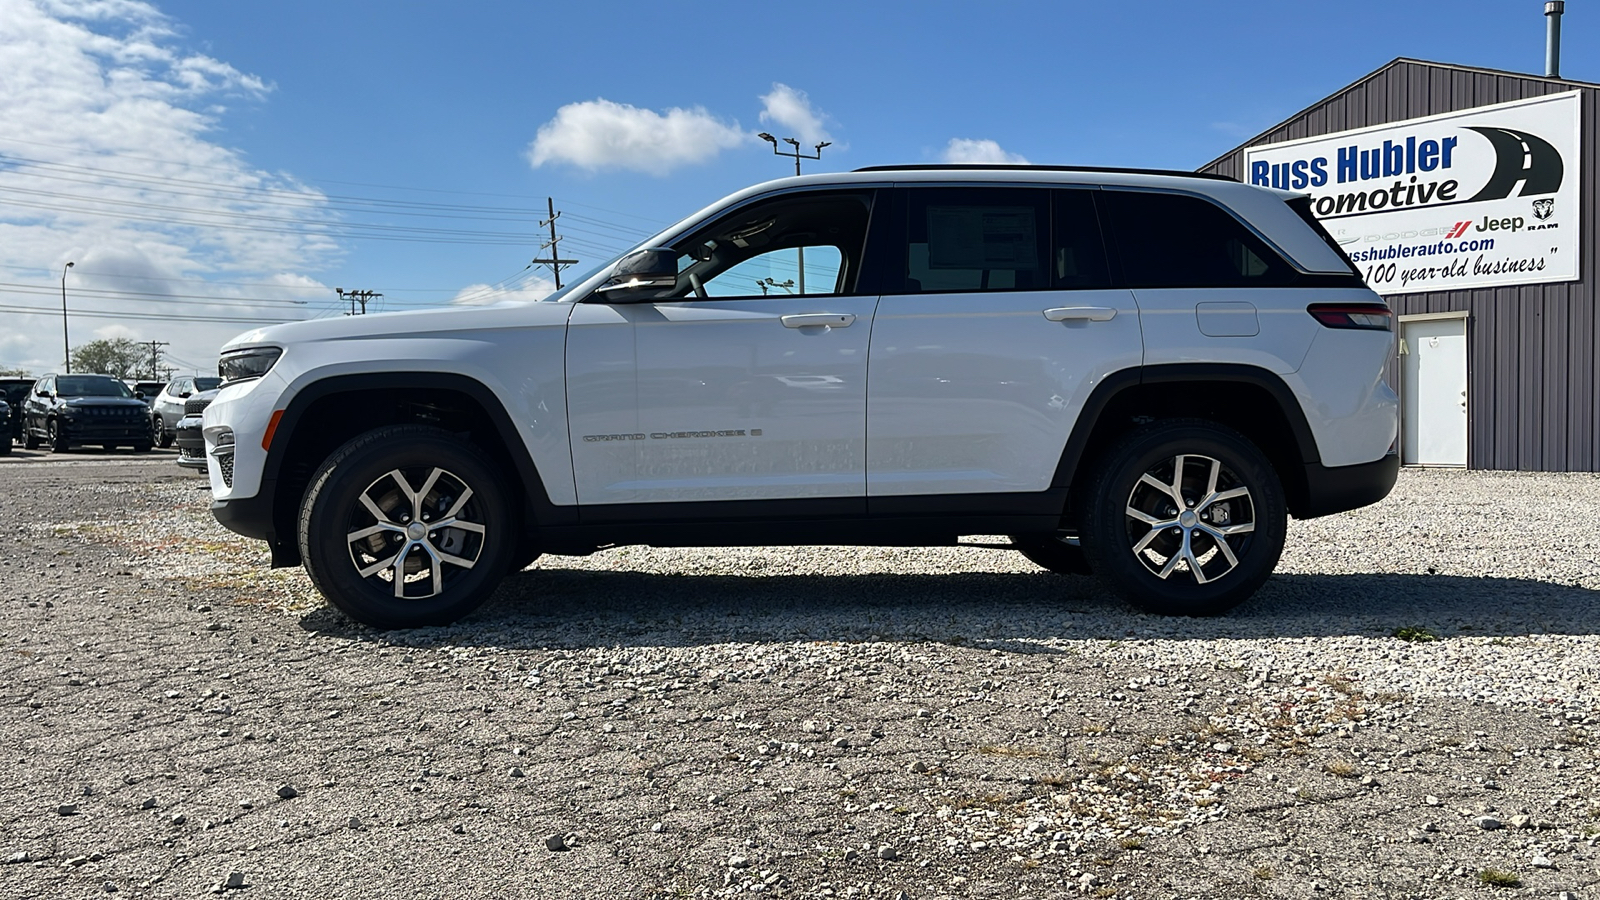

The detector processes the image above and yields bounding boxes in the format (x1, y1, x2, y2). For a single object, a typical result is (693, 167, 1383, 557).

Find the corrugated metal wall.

(1201, 59, 1599, 472)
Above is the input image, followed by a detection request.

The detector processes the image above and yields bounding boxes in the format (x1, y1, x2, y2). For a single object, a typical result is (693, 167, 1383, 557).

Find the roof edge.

(1198, 57, 1600, 172)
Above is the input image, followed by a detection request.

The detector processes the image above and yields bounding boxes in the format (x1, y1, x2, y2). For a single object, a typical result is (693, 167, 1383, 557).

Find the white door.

(564, 187, 881, 507)
(1401, 317, 1467, 466)
(866, 186, 1144, 497)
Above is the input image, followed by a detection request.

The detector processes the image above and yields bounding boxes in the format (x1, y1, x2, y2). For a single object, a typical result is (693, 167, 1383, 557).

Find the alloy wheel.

(1122, 453, 1256, 584)
(343, 466, 487, 600)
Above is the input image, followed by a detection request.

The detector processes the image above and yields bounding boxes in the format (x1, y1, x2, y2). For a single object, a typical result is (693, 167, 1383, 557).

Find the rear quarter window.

(1100, 190, 1299, 289)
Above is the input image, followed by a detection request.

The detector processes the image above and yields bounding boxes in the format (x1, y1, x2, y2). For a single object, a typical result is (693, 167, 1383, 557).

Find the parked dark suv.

(0, 397, 12, 456)
(0, 377, 32, 447)
(22, 374, 154, 452)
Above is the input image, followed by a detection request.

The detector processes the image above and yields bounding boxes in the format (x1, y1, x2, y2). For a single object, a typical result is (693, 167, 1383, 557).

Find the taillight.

(1307, 303, 1392, 331)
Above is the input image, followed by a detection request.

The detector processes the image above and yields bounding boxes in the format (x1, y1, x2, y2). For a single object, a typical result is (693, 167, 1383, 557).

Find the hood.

(63, 396, 148, 408)
(220, 299, 572, 354)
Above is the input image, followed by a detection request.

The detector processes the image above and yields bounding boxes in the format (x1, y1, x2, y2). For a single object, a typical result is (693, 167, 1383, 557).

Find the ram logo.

(1532, 198, 1555, 220)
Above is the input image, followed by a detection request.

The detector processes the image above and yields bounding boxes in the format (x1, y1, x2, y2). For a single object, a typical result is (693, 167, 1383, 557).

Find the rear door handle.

(781, 313, 855, 328)
(1043, 306, 1117, 322)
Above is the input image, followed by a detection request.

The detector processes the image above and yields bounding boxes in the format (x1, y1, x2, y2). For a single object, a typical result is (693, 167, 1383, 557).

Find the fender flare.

(1051, 363, 1321, 490)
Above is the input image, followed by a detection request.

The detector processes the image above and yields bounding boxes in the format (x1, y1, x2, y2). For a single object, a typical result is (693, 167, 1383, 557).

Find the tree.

(70, 338, 146, 380)
(0, 366, 30, 377)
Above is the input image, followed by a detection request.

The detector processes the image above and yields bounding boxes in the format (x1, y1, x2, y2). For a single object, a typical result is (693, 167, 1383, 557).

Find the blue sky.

(0, 0, 1590, 374)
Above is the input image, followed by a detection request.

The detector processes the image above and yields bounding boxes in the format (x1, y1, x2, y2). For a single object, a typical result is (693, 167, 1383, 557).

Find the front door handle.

(781, 313, 855, 329)
(1043, 306, 1117, 322)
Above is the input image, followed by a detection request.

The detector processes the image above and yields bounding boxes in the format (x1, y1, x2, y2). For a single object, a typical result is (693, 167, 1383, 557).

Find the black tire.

(0, 438, 10, 456)
(132, 441, 152, 453)
(23, 427, 38, 450)
(1080, 420, 1285, 617)
(298, 425, 515, 629)
(101, 443, 117, 451)
(154, 416, 174, 448)
(1010, 534, 1093, 576)
(48, 420, 69, 453)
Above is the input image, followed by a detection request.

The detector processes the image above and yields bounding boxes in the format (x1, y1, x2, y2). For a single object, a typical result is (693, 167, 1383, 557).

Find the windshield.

(56, 376, 134, 398)
(194, 377, 222, 391)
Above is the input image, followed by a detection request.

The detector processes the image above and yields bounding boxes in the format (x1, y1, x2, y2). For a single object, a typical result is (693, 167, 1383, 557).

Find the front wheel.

(298, 425, 515, 629)
(154, 416, 173, 448)
(48, 420, 68, 452)
(23, 427, 38, 450)
(1081, 420, 1285, 617)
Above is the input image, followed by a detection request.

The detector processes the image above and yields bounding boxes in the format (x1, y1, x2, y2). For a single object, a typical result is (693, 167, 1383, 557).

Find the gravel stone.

(55, 804, 76, 816)
(275, 784, 298, 800)
(545, 833, 569, 852)
(876, 845, 898, 861)
(1474, 815, 1503, 831)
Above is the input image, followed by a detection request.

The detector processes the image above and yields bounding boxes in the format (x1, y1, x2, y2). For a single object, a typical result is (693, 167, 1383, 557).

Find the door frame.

(1397, 310, 1470, 468)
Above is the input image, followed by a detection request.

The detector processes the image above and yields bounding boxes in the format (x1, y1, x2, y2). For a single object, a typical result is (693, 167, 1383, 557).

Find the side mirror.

(38, 390, 51, 399)
(134, 391, 145, 400)
(178, 391, 192, 399)
(591, 248, 678, 302)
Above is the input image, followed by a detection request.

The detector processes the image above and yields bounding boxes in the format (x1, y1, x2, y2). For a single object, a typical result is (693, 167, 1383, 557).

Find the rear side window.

(899, 187, 1049, 293)
(892, 187, 1113, 293)
(1100, 190, 1297, 288)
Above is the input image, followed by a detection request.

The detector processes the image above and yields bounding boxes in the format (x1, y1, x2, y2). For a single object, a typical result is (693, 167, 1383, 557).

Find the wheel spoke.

(416, 467, 445, 517)
(358, 549, 403, 579)
(347, 522, 400, 543)
(434, 519, 485, 536)
(1184, 540, 1209, 583)
(434, 549, 477, 571)
(1195, 524, 1241, 569)
(440, 485, 476, 521)
(1217, 521, 1255, 536)
(1130, 525, 1165, 556)
(1125, 506, 1173, 527)
(1204, 457, 1221, 499)
(1204, 486, 1250, 506)
(359, 493, 395, 525)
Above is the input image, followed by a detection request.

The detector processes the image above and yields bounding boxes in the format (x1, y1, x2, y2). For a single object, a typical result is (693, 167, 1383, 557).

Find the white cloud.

(0, 0, 335, 375)
(450, 275, 554, 307)
(758, 83, 831, 147)
(941, 138, 1029, 165)
(526, 99, 747, 176)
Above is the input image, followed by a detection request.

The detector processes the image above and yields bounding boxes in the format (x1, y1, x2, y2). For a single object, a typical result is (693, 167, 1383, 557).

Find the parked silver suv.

(203, 166, 1398, 628)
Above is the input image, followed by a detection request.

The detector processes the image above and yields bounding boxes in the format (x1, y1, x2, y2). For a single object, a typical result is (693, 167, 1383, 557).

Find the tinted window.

(898, 187, 1048, 293)
(194, 377, 222, 391)
(1101, 190, 1296, 288)
(1052, 189, 1112, 289)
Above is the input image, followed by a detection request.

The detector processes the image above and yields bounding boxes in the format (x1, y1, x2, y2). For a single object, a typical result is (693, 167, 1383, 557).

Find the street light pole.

(756, 134, 831, 294)
(60, 261, 74, 373)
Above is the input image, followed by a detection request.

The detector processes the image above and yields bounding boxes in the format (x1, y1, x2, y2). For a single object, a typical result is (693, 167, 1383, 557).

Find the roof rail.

(851, 164, 1237, 182)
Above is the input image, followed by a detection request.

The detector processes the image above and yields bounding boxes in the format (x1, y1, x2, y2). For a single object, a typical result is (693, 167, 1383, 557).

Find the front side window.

(668, 190, 875, 300)
(1100, 190, 1296, 288)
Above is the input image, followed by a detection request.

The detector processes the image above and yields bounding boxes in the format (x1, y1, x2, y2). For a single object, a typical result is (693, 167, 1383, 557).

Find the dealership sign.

(1246, 92, 1581, 294)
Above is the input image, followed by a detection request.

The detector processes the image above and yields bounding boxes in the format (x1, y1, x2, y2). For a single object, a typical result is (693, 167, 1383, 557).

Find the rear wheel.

(298, 425, 515, 629)
(1081, 420, 1285, 616)
(23, 427, 38, 450)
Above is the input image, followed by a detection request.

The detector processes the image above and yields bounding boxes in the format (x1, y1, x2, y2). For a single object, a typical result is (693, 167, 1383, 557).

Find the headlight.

(218, 347, 283, 384)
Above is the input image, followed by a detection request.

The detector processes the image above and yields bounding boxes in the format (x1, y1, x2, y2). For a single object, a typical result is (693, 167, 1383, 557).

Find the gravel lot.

(1, 456, 1598, 899)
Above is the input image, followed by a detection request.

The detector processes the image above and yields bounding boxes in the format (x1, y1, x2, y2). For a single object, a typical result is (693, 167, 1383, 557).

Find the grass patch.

(1253, 866, 1274, 881)
(1392, 625, 1440, 643)
(1323, 759, 1360, 778)
(1478, 869, 1521, 888)
(1118, 837, 1143, 850)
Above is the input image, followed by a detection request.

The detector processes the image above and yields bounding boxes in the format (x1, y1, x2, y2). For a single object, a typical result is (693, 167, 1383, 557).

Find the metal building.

(1201, 57, 1598, 472)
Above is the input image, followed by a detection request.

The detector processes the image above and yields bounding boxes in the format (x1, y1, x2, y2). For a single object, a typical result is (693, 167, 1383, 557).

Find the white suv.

(203, 166, 1398, 628)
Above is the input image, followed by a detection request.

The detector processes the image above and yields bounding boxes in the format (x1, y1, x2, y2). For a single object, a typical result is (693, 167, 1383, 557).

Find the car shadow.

(297, 566, 1600, 649)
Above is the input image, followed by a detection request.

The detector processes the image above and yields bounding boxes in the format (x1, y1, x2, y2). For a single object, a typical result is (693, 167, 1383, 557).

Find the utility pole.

(61, 261, 74, 373)
(335, 287, 382, 315)
(756, 135, 831, 294)
(531, 198, 579, 290)
(143, 340, 168, 380)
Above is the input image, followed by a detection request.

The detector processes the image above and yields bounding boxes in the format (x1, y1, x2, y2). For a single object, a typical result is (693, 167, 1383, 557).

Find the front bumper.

(1297, 452, 1400, 519)
(59, 422, 152, 443)
(175, 416, 206, 469)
